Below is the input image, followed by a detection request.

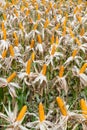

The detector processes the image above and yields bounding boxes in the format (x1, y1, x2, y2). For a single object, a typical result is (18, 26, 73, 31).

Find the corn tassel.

(7, 72, 16, 83)
(39, 102, 45, 122)
(56, 97, 67, 116)
(16, 105, 27, 121)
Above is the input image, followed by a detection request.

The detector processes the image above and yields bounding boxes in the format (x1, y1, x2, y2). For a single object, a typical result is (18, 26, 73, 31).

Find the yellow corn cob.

(9, 45, 14, 57)
(14, 9, 18, 17)
(76, 15, 82, 23)
(80, 99, 87, 118)
(3, 13, 7, 21)
(16, 105, 27, 121)
(49, 2, 52, 8)
(69, 28, 74, 38)
(30, 39, 35, 48)
(25, 10, 30, 16)
(13, 32, 17, 39)
(7, 72, 16, 83)
(44, 19, 49, 28)
(56, 97, 67, 116)
(41, 64, 47, 75)
(37, 13, 41, 20)
(74, 7, 78, 14)
(24, 2, 29, 7)
(35, 3, 38, 10)
(51, 35, 54, 44)
(45, 8, 50, 14)
(12, 0, 15, 4)
(33, 24, 38, 30)
(62, 26, 66, 36)
(59, 66, 64, 77)
(19, 22, 24, 30)
(80, 27, 85, 36)
(79, 63, 87, 74)
(2, 50, 7, 58)
(26, 59, 32, 74)
(51, 45, 56, 55)
(3, 29, 6, 40)
(13, 32, 19, 46)
(55, 24, 60, 30)
(56, 36, 59, 44)
(75, 38, 81, 46)
(54, 15, 56, 20)
(37, 35, 42, 44)
(31, 52, 35, 61)
(14, 39, 18, 46)
(2, 22, 5, 31)
(39, 102, 45, 122)
(21, 5, 25, 12)
(41, 0, 46, 5)
(72, 49, 78, 58)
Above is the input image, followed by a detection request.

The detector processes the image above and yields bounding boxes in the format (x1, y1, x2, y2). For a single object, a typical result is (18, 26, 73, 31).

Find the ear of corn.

(75, 38, 81, 46)
(2, 50, 7, 58)
(16, 105, 27, 121)
(41, 64, 47, 75)
(30, 39, 35, 48)
(37, 35, 42, 44)
(31, 52, 35, 61)
(72, 49, 78, 58)
(51, 45, 56, 55)
(39, 102, 45, 122)
(80, 99, 87, 118)
(2, 22, 5, 31)
(9, 45, 14, 57)
(26, 59, 32, 74)
(3, 29, 7, 40)
(51, 35, 54, 44)
(7, 72, 16, 83)
(59, 66, 64, 77)
(79, 63, 87, 74)
(56, 97, 67, 116)
(44, 19, 49, 28)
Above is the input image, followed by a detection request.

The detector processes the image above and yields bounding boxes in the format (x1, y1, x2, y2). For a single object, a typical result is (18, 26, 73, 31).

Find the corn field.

(0, 0, 87, 130)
